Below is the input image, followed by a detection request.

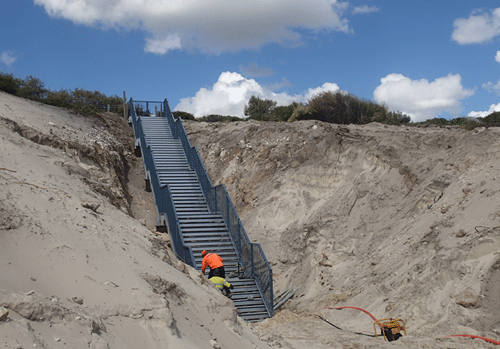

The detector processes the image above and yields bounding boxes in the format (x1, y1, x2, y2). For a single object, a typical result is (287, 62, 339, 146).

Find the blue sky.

(1, 0, 499, 121)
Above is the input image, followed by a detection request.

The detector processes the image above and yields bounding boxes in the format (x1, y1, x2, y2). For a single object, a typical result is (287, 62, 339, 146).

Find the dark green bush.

(270, 103, 298, 122)
(173, 111, 195, 120)
(197, 114, 245, 122)
(17, 75, 47, 100)
(423, 118, 449, 126)
(375, 111, 412, 125)
(45, 89, 73, 108)
(0, 72, 19, 95)
(482, 111, 500, 124)
(302, 91, 361, 124)
(448, 117, 478, 126)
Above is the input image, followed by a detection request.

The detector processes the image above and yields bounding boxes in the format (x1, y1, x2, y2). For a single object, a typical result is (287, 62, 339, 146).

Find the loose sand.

(1, 90, 500, 348)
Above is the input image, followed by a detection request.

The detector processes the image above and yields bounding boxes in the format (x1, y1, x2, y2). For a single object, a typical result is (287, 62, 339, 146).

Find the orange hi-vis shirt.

(201, 253, 223, 273)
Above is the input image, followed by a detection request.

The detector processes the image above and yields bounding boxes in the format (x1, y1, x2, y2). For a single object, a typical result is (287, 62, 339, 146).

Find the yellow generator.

(373, 318, 407, 342)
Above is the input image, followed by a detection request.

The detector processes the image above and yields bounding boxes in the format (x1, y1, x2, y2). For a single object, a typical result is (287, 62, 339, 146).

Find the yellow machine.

(373, 318, 407, 342)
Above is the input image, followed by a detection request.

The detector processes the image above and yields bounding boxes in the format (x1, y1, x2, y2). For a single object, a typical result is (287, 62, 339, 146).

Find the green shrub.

(0, 72, 19, 95)
(198, 114, 245, 122)
(45, 89, 73, 108)
(482, 111, 500, 124)
(17, 75, 47, 100)
(376, 111, 411, 125)
(449, 117, 479, 126)
(270, 103, 298, 122)
(288, 104, 312, 122)
(173, 111, 195, 120)
(305, 91, 361, 124)
(422, 118, 449, 126)
(0, 72, 124, 117)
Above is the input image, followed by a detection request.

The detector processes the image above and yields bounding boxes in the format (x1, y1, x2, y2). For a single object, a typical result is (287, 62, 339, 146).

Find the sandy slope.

(185, 119, 500, 348)
(2, 90, 500, 348)
(0, 91, 270, 349)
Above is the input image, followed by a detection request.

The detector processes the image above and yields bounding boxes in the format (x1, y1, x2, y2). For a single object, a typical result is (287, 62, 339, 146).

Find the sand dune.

(2, 90, 500, 348)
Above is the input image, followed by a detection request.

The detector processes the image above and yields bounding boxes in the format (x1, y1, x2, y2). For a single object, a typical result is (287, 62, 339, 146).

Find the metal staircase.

(130, 101, 272, 322)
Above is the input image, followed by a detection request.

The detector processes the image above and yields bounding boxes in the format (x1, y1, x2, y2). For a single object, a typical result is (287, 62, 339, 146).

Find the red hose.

(446, 334, 500, 345)
(324, 307, 500, 345)
(325, 306, 379, 322)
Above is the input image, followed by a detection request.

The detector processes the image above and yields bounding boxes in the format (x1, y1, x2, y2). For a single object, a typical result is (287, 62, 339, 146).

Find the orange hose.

(325, 306, 379, 322)
(446, 334, 500, 345)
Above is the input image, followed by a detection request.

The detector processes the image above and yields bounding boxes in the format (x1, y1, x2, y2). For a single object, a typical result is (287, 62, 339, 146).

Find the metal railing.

(162, 99, 273, 317)
(133, 100, 164, 117)
(214, 185, 273, 316)
(128, 99, 195, 266)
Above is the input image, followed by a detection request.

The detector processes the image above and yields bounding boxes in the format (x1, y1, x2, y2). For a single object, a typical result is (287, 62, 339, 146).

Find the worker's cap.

(201, 250, 207, 256)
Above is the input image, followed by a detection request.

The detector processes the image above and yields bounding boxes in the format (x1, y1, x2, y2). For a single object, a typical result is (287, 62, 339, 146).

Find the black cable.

(315, 315, 377, 338)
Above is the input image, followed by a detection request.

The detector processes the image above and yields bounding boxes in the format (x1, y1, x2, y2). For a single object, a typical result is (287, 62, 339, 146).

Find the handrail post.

(251, 244, 255, 277)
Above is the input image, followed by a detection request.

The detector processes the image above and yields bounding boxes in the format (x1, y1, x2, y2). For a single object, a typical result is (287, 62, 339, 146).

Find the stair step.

(178, 214, 223, 220)
(172, 193, 205, 199)
(180, 222, 227, 228)
(178, 219, 223, 225)
(182, 232, 230, 239)
(179, 222, 226, 228)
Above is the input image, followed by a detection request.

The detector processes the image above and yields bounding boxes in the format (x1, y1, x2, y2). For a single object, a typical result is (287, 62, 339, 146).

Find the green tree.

(244, 96, 277, 121)
(18, 75, 47, 100)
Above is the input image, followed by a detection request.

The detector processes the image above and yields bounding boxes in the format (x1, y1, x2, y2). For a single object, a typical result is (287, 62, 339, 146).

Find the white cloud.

(239, 62, 275, 78)
(482, 79, 500, 94)
(1, 51, 18, 67)
(452, 7, 500, 44)
(496, 51, 500, 63)
(352, 5, 379, 14)
(34, 0, 351, 54)
(144, 35, 182, 54)
(468, 103, 500, 118)
(304, 82, 340, 100)
(266, 78, 293, 92)
(175, 72, 340, 117)
(482, 81, 493, 91)
(373, 73, 475, 122)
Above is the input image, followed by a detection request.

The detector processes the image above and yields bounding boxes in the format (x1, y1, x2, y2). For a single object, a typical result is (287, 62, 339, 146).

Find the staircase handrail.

(162, 100, 273, 317)
(129, 98, 195, 266)
(214, 185, 274, 316)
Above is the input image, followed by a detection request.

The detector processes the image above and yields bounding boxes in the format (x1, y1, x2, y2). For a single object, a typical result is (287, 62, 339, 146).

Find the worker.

(201, 250, 225, 279)
(209, 269, 233, 298)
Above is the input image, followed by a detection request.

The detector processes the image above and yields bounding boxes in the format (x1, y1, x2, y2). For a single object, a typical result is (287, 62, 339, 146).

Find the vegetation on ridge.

(2, 71, 498, 128)
(0, 72, 124, 117)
